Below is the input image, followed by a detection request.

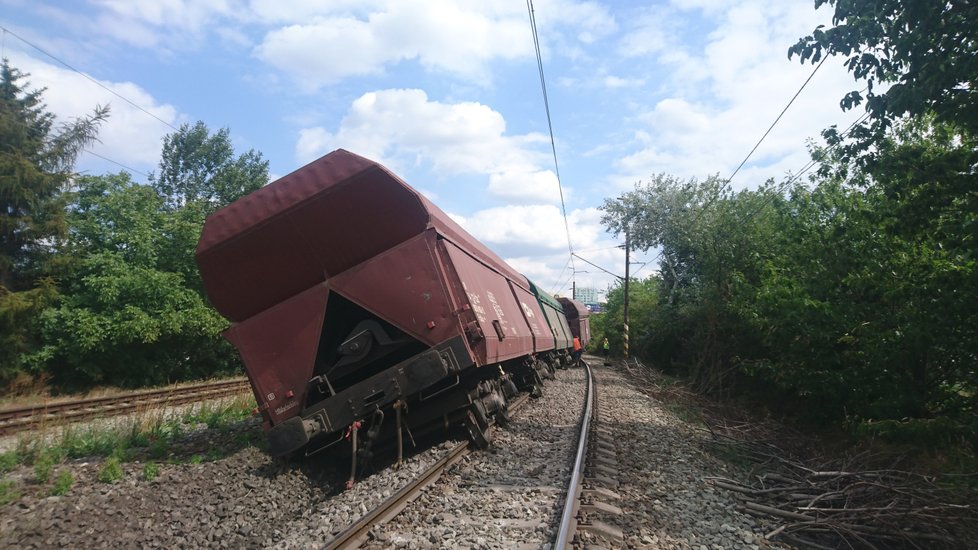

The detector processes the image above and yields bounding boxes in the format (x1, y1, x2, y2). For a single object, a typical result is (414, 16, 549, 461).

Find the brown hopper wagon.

(196, 149, 589, 471)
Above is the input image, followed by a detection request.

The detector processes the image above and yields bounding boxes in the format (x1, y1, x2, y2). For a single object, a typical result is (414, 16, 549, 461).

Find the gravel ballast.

(1, 359, 789, 549)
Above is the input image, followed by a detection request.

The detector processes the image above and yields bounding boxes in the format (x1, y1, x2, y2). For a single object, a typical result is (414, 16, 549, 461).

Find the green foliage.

(0, 451, 17, 473)
(33, 452, 55, 484)
(49, 469, 73, 496)
(853, 417, 976, 450)
(601, 115, 977, 436)
(0, 59, 106, 387)
(152, 121, 269, 211)
(97, 456, 123, 483)
(601, 175, 780, 393)
(141, 462, 160, 481)
(188, 454, 203, 465)
(790, 0, 978, 156)
(0, 279, 57, 387)
(0, 479, 19, 506)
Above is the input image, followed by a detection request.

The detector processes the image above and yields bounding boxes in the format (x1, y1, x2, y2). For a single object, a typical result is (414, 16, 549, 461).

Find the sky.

(0, 0, 865, 301)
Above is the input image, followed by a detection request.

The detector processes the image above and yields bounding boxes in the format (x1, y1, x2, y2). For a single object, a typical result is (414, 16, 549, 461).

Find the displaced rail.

(0, 378, 251, 436)
(323, 393, 531, 550)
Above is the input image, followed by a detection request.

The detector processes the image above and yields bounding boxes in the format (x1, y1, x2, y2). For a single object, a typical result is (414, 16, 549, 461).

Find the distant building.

(574, 286, 599, 304)
(572, 286, 605, 313)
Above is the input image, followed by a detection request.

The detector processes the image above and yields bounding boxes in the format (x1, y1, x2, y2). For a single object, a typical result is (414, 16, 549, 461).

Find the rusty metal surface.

(558, 297, 592, 346)
(223, 284, 329, 426)
(440, 241, 538, 363)
(197, 149, 528, 324)
(329, 231, 456, 348)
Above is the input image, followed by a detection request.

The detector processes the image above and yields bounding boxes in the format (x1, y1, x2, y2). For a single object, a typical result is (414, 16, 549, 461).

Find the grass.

(0, 479, 19, 506)
(33, 452, 55, 484)
(97, 456, 123, 483)
(3, 394, 256, 473)
(141, 462, 160, 481)
(49, 470, 73, 496)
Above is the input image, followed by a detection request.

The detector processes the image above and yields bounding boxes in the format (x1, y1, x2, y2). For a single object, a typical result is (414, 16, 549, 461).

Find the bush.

(97, 456, 123, 483)
(0, 479, 19, 505)
(141, 462, 160, 481)
(49, 470, 73, 496)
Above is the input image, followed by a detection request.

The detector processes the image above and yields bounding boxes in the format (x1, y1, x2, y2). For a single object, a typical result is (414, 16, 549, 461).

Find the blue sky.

(1, 0, 864, 299)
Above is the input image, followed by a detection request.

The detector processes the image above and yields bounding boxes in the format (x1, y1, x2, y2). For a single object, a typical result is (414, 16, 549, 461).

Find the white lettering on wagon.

(466, 291, 487, 323)
(274, 400, 299, 416)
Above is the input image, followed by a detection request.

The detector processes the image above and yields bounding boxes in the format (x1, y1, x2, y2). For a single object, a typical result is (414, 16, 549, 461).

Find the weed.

(142, 462, 160, 481)
(188, 454, 203, 465)
(666, 402, 703, 425)
(0, 451, 17, 473)
(97, 456, 123, 483)
(33, 453, 55, 484)
(149, 438, 169, 460)
(49, 470, 73, 496)
(0, 479, 19, 506)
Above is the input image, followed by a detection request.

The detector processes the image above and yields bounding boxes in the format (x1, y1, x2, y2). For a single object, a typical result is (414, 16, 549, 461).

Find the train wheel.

(464, 410, 491, 449)
(495, 407, 511, 428)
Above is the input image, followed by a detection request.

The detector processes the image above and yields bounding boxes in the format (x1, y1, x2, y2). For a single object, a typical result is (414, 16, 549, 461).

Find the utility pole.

(623, 228, 630, 360)
(572, 279, 576, 301)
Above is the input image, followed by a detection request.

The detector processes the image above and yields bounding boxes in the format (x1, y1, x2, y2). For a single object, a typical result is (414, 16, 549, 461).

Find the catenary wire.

(624, 110, 870, 283)
(726, 55, 828, 185)
(0, 24, 179, 132)
(82, 149, 150, 178)
(526, 1, 577, 296)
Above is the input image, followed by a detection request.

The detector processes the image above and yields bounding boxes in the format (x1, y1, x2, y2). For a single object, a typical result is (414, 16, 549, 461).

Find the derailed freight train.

(195, 149, 590, 464)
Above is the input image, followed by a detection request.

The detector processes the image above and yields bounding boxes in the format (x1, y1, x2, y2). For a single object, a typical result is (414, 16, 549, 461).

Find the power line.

(526, 1, 576, 291)
(83, 149, 149, 178)
(0, 24, 179, 132)
(726, 55, 827, 185)
(738, 111, 871, 222)
(549, 254, 574, 294)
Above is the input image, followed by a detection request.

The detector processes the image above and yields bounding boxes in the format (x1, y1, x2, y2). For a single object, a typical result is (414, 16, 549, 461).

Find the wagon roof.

(197, 149, 527, 322)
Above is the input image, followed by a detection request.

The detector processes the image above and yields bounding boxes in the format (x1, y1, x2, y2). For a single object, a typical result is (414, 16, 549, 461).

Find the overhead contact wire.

(0, 24, 179, 132)
(526, 0, 576, 293)
(726, 55, 828, 185)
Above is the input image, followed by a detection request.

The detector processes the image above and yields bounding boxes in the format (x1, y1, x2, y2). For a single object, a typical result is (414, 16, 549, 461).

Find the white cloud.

(252, 0, 617, 89)
(11, 53, 181, 175)
(254, 1, 531, 89)
(603, 75, 645, 89)
(295, 89, 559, 204)
(610, 0, 863, 189)
(88, 0, 240, 50)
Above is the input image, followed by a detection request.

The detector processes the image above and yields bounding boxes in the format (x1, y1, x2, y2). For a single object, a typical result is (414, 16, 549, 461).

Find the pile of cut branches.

(619, 358, 976, 547)
(705, 431, 976, 549)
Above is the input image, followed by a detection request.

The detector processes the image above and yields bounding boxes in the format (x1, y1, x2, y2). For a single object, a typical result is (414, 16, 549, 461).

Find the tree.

(601, 175, 780, 393)
(0, 59, 108, 290)
(152, 121, 268, 211)
(0, 59, 107, 389)
(790, 1, 978, 154)
(30, 173, 236, 388)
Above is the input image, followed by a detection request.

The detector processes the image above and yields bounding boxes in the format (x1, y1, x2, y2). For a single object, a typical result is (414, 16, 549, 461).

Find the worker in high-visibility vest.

(571, 336, 583, 367)
(602, 337, 610, 360)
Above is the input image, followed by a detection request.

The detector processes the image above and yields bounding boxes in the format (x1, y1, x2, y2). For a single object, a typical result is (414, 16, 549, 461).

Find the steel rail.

(555, 360, 594, 548)
(0, 378, 251, 436)
(323, 392, 531, 550)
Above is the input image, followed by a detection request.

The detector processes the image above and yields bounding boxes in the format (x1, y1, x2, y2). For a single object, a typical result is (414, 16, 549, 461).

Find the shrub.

(142, 462, 160, 481)
(97, 456, 123, 483)
(49, 470, 73, 496)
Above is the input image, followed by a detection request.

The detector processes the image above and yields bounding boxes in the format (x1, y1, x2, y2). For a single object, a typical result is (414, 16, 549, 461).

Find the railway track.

(322, 360, 624, 549)
(0, 378, 252, 436)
